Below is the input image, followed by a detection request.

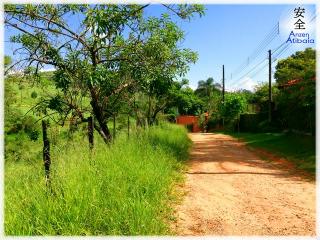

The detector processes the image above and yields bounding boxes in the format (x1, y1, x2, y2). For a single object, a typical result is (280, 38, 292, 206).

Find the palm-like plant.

(195, 77, 221, 98)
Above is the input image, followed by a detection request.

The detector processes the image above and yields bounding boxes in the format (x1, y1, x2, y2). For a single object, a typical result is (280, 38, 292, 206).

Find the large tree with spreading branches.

(5, 4, 204, 142)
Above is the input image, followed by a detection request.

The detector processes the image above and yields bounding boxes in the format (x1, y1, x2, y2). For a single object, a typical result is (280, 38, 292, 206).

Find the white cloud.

(228, 76, 256, 92)
(241, 76, 256, 91)
(189, 84, 197, 90)
(39, 67, 56, 72)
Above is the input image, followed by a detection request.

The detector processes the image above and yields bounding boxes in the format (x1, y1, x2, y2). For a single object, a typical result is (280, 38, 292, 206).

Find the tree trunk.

(94, 123, 110, 143)
(88, 83, 112, 144)
(150, 107, 164, 126)
(150, 114, 157, 126)
(89, 100, 112, 143)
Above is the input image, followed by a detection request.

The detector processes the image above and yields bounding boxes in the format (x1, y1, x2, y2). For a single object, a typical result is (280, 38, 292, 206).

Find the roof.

(277, 77, 315, 89)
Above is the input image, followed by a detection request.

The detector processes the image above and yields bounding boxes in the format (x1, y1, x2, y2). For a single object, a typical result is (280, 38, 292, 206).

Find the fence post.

(42, 120, 51, 185)
(88, 116, 94, 150)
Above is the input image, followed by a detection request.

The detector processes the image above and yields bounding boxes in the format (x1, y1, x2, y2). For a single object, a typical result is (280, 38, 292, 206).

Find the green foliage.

(5, 109, 39, 140)
(220, 93, 247, 122)
(171, 86, 204, 115)
(239, 113, 265, 133)
(274, 48, 315, 134)
(4, 78, 17, 107)
(5, 4, 204, 141)
(4, 55, 12, 68)
(31, 91, 38, 99)
(235, 89, 254, 104)
(5, 124, 191, 235)
(5, 80, 40, 142)
(194, 77, 222, 127)
(47, 96, 65, 113)
(195, 77, 221, 97)
(252, 83, 279, 113)
(164, 113, 176, 123)
(274, 48, 315, 85)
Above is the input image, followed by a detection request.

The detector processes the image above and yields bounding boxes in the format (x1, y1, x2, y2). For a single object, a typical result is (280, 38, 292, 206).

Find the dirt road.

(173, 133, 315, 236)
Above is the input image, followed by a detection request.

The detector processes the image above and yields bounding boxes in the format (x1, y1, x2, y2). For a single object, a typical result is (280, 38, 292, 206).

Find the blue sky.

(146, 4, 316, 91)
(5, 4, 316, 92)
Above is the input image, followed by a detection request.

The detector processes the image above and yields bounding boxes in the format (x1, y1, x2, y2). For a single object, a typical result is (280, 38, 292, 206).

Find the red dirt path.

(173, 133, 315, 236)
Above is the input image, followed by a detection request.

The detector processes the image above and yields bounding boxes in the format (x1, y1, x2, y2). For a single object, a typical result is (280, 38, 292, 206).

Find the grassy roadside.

(5, 123, 191, 235)
(224, 132, 315, 174)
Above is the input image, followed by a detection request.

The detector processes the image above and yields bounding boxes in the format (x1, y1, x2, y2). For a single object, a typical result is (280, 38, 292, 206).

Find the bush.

(164, 114, 176, 123)
(27, 130, 40, 141)
(6, 111, 40, 141)
(239, 113, 264, 132)
(31, 91, 38, 99)
(206, 117, 221, 131)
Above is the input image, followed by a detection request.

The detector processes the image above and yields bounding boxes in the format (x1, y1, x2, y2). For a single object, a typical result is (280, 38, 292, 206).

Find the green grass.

(5, 123, 191, 235)
(226, 132, 315, 174)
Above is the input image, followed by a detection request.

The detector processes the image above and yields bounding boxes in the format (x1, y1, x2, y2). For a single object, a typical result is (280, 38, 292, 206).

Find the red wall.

(176, 115, 201, 132)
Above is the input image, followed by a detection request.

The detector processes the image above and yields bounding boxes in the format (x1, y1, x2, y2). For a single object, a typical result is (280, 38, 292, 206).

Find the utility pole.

(268, 49, 272, 123)
(222, 65, 225, 128)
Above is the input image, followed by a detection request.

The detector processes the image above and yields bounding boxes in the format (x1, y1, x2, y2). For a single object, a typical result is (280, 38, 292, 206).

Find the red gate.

(176, 115, 201, 132)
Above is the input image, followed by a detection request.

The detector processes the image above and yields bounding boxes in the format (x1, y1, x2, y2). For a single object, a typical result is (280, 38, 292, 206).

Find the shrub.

(164, 114, 176, 123)
(31, 91, 38, 99)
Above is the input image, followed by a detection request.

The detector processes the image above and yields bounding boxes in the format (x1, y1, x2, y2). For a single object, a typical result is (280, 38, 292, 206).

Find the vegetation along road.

(173, 133, 315, 235)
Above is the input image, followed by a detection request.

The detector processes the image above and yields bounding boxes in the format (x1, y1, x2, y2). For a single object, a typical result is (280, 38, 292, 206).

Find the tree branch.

(5, 9, 90, 49)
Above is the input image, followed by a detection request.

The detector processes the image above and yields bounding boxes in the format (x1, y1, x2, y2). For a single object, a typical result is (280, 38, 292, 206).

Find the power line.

(249, 62, 269, 79)
(231, 22, 279, 78)
(232, 31, 277, 78)
(233, 61, 268, 89)
(273, 43, 291, 60)
(229, 36, 279, 87)
(230, 57, 267, 88)
(271, 41, 287, 55)
(226, 12, 316, 91)
(235, 43, 292, 90)
(248, 25, 279, 61)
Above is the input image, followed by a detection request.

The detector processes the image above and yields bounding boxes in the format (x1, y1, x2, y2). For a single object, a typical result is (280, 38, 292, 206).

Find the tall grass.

(5, 123, 191, 235)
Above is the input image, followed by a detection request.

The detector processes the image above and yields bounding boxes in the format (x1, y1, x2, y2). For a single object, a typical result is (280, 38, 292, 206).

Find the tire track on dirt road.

(173, 133, 315, 236)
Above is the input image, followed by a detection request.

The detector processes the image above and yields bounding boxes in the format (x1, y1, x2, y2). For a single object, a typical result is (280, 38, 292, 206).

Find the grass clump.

(5, 123, 191, 235)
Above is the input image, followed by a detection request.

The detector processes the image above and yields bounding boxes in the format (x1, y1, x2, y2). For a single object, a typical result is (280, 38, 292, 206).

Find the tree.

(195, 77, 221, 99)
(219, 93, 247, 130)
(252, 83, 279, 113)
(169, 80, 204, 115)
(274, 48, 315, 134)
(5, 4, 204, 143)
(274, 48, 315, 85)
(194, 77, 222, 126)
